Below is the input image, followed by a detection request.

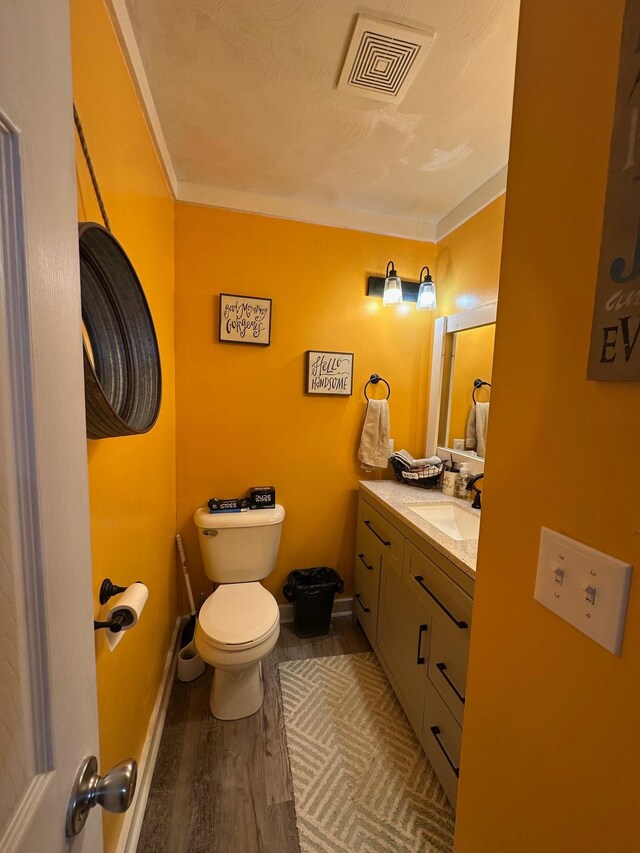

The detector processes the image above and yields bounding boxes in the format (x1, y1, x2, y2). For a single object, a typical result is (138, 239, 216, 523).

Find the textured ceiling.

(125, 0, 520, 230)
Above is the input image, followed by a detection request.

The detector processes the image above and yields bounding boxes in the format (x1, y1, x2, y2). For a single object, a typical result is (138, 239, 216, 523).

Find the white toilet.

(193, 504, 284, 720)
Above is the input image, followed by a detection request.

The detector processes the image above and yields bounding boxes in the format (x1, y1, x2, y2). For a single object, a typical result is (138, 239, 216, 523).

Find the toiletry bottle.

(456, 463, 471, 500)
(442, 465, 458, 497)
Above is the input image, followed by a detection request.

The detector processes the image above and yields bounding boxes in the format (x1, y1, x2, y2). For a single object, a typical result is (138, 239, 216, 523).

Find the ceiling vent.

(337, 16, 435, 104)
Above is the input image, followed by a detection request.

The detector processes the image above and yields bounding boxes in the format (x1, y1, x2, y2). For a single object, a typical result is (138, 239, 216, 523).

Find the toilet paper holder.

(94, 578, 139, 633)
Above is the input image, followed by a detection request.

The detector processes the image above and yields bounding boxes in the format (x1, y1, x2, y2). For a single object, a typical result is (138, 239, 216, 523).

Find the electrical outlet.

(453, 439, 465, 451)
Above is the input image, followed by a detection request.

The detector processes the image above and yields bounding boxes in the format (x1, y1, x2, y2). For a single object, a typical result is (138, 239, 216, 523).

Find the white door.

(1, 1, 103, 851)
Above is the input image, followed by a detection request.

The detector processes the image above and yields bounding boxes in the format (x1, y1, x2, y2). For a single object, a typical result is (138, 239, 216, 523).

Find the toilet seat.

(198, 582, 279, 651)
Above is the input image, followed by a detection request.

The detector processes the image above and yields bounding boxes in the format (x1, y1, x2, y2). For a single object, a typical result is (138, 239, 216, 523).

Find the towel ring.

(364, 373, 391, 401)
(472, 378, 491, 404)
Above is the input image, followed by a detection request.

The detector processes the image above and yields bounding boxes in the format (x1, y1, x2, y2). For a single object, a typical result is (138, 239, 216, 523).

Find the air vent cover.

(337, 16, 434, 104)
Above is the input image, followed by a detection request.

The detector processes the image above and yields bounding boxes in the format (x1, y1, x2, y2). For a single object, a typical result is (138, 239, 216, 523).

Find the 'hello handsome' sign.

(305, 350, 354, 396)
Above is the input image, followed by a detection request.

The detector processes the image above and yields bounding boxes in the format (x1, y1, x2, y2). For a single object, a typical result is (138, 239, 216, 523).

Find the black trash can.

(283, 568, 344, 638)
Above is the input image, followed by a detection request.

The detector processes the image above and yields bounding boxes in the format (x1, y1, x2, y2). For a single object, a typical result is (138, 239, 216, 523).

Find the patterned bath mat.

(278, 652, 455, 853)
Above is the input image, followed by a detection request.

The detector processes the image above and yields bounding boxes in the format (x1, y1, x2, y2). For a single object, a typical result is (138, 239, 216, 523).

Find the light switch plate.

(534, 528, 632, 655)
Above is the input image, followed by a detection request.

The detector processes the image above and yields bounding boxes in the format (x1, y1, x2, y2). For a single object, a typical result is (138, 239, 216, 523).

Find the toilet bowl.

(195, 581, 280, 720)
(194, 503, 285, 720)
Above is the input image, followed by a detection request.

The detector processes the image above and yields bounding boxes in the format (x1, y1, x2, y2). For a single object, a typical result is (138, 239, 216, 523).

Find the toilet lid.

(198, 583, 279, 647)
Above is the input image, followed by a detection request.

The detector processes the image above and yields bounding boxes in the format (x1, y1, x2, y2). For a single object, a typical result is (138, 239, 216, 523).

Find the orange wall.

(70, 2, 177, 851)
(174, 203, 434, 602)
(456, 2, 640, 851)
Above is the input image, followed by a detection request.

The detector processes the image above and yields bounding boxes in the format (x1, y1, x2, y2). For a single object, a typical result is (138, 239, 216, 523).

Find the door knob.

(66, 754, 137, 837)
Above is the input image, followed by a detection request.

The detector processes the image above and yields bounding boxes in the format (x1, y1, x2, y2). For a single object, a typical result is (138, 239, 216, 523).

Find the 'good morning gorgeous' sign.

(219, 294, 272, 346)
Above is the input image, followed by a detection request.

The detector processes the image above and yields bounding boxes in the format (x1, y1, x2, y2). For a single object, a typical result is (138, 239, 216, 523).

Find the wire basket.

(389, 458, 442, 489)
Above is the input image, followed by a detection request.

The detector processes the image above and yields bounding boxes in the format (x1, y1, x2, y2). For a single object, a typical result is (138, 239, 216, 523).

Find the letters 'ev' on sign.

(305, 350, 354, 396)
(588, 0, 640, 380)
(219, 293, 272, 346)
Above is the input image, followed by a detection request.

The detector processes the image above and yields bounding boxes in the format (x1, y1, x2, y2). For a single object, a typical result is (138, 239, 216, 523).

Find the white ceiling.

(122, 0, 520, 239)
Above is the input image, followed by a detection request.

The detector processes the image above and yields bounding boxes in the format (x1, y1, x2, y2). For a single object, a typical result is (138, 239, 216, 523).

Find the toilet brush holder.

(177, 644, 206, 682)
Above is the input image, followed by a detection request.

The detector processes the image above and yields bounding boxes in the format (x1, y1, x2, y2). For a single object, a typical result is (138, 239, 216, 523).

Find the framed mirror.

(425, 303, 497, 465)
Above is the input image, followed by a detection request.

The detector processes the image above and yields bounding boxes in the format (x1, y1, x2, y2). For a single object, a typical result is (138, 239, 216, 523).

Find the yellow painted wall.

(455, 2, 640, 851)
(434, 195, 504, 454)
(436, 196, 505, 317)
(70, 2, 177, 850)
(174, 203, 434, 602)
(447, 324, 495, 448)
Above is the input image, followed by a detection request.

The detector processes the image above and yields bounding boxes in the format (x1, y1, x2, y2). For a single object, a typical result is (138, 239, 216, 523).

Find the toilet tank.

(193, 505, 285, 583)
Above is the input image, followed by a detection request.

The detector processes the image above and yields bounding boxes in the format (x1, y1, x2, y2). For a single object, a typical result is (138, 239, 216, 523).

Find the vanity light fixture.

(382, 260, 403, 305)
(416, 266, 436, 311)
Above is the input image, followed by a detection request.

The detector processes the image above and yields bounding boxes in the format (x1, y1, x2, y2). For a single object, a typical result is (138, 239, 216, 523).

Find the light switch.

(584, 584, 597, 605)
(534, 528, 632, 655)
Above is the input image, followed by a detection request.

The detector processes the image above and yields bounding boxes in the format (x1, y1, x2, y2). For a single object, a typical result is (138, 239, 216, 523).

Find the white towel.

(358, 400, 390, 470)
(466, 402, 490, 457)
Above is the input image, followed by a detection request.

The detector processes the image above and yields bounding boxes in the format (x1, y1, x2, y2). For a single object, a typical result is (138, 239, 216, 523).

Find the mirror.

(426, 303, 497, 463)
(444, 324, 495, 451)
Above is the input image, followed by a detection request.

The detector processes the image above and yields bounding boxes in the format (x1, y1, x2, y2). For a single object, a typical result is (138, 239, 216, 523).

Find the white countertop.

(359, 480, 479, 579)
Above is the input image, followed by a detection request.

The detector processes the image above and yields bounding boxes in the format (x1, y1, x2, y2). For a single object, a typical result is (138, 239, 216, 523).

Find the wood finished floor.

(137, 617, 371, 853)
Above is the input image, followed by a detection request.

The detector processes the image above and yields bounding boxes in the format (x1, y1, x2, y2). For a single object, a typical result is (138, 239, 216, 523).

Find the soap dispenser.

(455, 463, 472, 499)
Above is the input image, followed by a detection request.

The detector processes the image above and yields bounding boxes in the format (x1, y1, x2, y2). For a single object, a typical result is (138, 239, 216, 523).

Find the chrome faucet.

(465, 473, 484, 510)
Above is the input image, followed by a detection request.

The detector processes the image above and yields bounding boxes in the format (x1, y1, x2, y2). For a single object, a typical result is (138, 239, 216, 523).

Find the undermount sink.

(407, 503, 480, 541)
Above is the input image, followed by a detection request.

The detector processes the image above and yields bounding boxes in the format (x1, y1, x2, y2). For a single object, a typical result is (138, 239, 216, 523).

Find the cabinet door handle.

(358, 553, 374, 571)
(354, 593, 370, 613)
(429, 726, 460, 778)
(436, 662, 466, 704)
(364, 520, 390, 546)
(413, 575, 468, 630)
(416, 624, 428, 665)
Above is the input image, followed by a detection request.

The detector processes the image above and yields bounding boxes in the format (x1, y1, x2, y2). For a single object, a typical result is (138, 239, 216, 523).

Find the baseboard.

(115, 616, 182, 853)
(279, 596, 353, 624)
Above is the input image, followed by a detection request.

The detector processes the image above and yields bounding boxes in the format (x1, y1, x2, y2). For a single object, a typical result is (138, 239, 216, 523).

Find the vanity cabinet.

(353, 498, 404, 644)
(404, 542, 472, 728)
(353, 491, 475, 807)
(376, 561, 431, 736)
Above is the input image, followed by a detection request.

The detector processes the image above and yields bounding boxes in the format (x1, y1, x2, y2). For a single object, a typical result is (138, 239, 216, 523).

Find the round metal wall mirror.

(79, 222, 162, 439)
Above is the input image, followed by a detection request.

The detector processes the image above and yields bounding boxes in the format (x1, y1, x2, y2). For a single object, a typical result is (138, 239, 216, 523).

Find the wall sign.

(219, 293, 271, 346)
(588, 0, 640, 380)
(305, 350, 354, 396)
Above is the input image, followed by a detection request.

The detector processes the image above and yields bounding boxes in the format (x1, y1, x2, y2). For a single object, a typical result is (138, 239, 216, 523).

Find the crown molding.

(105, 0, 177, 197)
(177, 181, 438, 242)
(104, 1, 506, 242)
(435, 166, 508, 241)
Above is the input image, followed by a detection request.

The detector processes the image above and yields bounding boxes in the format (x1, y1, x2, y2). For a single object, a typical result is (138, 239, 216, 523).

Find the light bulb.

(383, 261, 402, 305)
(417, 281, 436, 310)
(416, 266, 436, 311)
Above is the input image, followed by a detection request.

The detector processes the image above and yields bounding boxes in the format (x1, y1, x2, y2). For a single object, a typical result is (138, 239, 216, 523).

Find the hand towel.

(465, 406, 477, 451)
(466, 402, 490, 457)
(475, 402, 489, 457)
(392, 449, 442, 469)
(358, 400, 390, 470)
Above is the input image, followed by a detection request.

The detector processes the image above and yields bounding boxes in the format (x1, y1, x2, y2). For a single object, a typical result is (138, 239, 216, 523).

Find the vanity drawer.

(427, 616, 469, 727)
(358, 498, 404, 576)
(354, 526, 381, 577)
(421, 677, 462, 807)
(353, 558, 379, 645)
(404, 542, 473, 633)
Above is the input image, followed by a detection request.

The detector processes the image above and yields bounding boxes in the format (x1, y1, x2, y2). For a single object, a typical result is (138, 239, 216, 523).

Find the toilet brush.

(176, 534, 197, 648)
